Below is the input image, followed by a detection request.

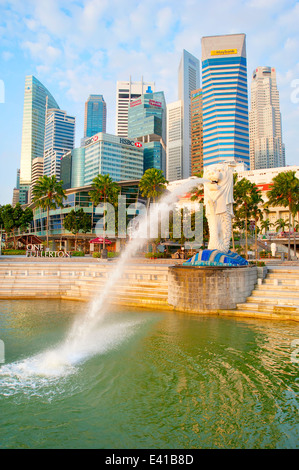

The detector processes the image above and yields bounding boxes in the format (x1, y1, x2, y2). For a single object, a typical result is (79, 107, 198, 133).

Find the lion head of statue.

(203, 163, 234, 212)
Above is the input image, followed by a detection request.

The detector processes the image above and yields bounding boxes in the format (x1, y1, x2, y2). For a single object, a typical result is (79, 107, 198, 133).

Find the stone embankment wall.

(168, 266, 258, 313)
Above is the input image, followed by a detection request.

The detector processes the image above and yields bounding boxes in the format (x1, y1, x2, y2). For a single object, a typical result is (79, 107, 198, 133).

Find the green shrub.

(2, 249, 26, 255)
(92, 252, 101, 258)
(71, 251, 85, 257)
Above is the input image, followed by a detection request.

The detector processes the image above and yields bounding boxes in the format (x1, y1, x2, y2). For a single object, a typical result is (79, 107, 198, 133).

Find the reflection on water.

(0, 300, 298, 449)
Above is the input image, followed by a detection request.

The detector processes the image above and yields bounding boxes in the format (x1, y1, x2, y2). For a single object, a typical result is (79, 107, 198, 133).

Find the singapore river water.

(0, 299, 298, 449)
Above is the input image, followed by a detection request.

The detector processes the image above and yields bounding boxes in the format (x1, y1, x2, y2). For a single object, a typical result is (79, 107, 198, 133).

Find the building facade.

(166, 101, 184, 182)
(116, 77, 155, 137)
(178, 50, 200, 179)
(28, 157, 44, 202)
(201, 34, 250, 169)
(18, 75, 59, 203)
(236, 166, 299, 227)
(128, 91, 166, 174)
(191, 88, 203, 175)
(249, 66, 285, 170)
(63, 133, 144, 187)
(84, 94, 107, 138)
(43, 109, 75, 180)
(61, 147, 86, 190)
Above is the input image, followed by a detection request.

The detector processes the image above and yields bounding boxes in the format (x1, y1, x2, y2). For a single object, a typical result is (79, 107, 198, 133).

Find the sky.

(0, 0, 299, 205)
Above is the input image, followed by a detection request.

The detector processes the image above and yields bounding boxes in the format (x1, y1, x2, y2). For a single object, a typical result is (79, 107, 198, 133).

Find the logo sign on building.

(149, 99, 162, 108)
(211, 49, 238, 56)
(120, 138, 143, 148)
(130, 99, 142, 107)
(85, 134, 100, 146)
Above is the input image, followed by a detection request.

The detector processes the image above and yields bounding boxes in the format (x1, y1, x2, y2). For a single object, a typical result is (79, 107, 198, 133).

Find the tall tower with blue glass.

(128, 91, 166, 175)
(43, 109, 75, 180)
(84, 95, 107, 138)
(201, 34, 250, 169)
(19, 75, 59, 197)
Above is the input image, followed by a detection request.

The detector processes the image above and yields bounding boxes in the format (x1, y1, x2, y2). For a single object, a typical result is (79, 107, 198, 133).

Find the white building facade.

(116, 77, 155, 137)
(166, 100, 184, 182)
(249, 66, 285, 170)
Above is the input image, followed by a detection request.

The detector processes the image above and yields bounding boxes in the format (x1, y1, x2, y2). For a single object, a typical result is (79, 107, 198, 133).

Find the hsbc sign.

(120, 138, 143, 148)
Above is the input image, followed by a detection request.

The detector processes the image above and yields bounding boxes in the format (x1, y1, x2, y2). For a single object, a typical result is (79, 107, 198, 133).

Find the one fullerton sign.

(26, 244, 71, 257)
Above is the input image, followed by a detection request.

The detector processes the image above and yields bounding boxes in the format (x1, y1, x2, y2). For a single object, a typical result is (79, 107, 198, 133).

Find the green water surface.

(0, 299, 298, 449)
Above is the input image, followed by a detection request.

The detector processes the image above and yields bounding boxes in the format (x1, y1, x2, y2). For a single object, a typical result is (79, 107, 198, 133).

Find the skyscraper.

(84, 95, 107, 138)
(166, 100, 183, 182)
(128, 91, 166, 174)
(19, 75, 59, 186)
(43, 109, 75, 180)
(116, 77, 155, 137)
(178, 50, 200, 178)
(191, 88, 203, 175)
(29, 157, 44, 202)
(249, 66, 285, 169)
(201, 34, 250, 168)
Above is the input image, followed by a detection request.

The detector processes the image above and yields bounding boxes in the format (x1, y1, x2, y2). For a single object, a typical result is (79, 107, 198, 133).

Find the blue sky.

(0, 0, 299, 205)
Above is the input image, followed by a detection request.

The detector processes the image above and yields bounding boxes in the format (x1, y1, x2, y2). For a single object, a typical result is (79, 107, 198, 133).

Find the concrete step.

(221, 308, 299, 321)
(251, 288, 299, 297)
(236, 302, 299, 313)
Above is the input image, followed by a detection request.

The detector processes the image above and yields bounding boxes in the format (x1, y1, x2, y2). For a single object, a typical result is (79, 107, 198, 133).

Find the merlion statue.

(203, 163, 234, 254)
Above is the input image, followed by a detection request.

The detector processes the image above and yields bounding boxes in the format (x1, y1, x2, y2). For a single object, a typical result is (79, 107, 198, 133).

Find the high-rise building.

(116, 77, 155, 137)
(249, 66, 285, 170)
(201, 34, 250, 168)
(19, 75, 59, 186)
(191, 89, 203, 174)
(128, 91, 166, 174)
(43, 109, 75, 180)
(61, 148, 86, 190)
(166, 101, 183, 182)
(178, 50, 200, 178)
(29, 157, 44, 202)
(84, 95, 107, 138)
(83, 133, 144, 185)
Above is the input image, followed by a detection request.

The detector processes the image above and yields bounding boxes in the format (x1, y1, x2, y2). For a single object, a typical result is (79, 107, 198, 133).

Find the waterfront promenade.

(0, 256, 298, 321)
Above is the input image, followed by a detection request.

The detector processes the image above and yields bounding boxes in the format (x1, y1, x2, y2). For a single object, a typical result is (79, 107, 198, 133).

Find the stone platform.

(168, 265, 257, 313)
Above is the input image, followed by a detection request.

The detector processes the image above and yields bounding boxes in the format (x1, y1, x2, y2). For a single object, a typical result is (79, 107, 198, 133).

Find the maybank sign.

(211, 49, 237, 56)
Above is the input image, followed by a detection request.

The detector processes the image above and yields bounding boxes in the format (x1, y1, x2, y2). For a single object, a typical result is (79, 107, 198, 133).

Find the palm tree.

(234, 178, 261, 259)
(274, 218, 288, 234)
(88, 174, 120, 254)
(260, 218, 273, 235)
(139, 168, 168, 206)
(267, 171, 299, 260)
(250, 187, 264, 259)
(138, 169, 168, 252)
(32, 175, 66, 248)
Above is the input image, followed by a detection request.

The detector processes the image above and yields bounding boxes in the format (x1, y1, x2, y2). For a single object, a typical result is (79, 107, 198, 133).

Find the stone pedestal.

(168, 265, 257, 313)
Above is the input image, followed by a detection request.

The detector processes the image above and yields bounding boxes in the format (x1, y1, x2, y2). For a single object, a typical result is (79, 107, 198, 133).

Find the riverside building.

(166, 101, 183, 182)
(43, 109, 75, 180)
(201, 34, 250, 169)
(116, 77, 155, 137)
(178, 50, 200, 178)
(61, 132, 144, 188)
(84, 94, 107, 138)
(128, 91, 166, 174)
(249, 66, 285, 170)
(18, 75, 59, 203)
(191, 89, 203, 174)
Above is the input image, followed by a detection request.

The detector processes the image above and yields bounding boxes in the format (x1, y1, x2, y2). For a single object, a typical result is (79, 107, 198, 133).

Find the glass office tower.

(43, 109, 75, 180)
(201, 34, 250, 168)
(19, 75, 60, 186)
(84, 95, 107, 138)
(127, 91, 166, 174)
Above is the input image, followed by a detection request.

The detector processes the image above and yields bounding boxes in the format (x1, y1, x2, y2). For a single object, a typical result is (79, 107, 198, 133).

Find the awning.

(89, 237, 112, 245)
